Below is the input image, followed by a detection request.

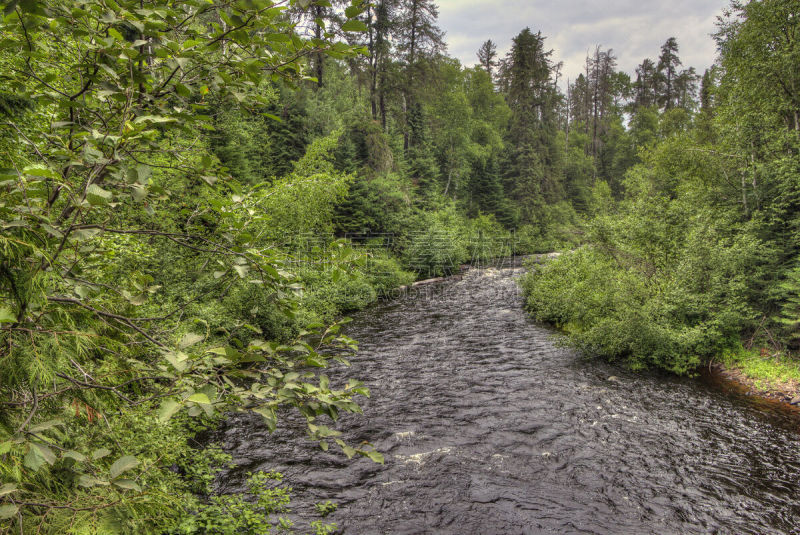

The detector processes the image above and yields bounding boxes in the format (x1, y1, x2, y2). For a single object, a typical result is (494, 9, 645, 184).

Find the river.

(214, 266, 800, 534)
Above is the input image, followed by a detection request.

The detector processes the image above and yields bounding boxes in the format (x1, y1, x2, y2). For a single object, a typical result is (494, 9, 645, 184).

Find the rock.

(790, 396, 800, 406)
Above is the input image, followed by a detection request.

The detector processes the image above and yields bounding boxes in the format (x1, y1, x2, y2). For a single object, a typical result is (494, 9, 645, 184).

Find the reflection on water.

(216, 267, 800, 534)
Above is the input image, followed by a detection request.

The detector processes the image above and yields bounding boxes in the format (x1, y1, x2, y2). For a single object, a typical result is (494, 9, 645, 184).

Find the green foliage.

(0, 1, 382, 532)
(403, 205, 469, 277)
(178, 471, 293, 535)
(334, 173, 413, 236)
(314, 500, 338, 517)
(522, 220, 763, 374)
(718, 345, 800, 388)
(522, 134, 769, 373)
(775, 263, 800, 348)
(5, 0, 799, 531)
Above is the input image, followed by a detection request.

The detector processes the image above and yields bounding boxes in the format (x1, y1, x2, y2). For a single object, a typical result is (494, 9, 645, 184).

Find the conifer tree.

(696, 68, 716, 144)
(477, 39, 498, 79)
(634, 58, 658, 109)
(365, 0, 397, 128)
(657, 37, 682, 109)
(503, 28, 564, 221)
(674, 67, 700, 110)
(395, 0, 445, 152)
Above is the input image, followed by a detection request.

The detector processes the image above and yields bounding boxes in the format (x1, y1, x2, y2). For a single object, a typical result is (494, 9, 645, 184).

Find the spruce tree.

(696, 68, 716, 144)
(503, 28, 564, 222)
(395, 0, 445, 152)
(633, 58, 658, 109)
(477, 39, 498, 79)
(657, 37, 682, 110)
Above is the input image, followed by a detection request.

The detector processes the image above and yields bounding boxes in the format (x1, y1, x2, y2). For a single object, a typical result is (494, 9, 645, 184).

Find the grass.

(717, 345, 800, 395)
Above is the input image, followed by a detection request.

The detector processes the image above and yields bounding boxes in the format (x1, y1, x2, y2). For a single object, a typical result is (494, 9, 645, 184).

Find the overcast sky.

(437, 0, 730, 84)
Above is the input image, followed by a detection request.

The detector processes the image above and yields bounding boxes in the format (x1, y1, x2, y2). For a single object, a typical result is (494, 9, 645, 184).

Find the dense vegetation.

(521, 0, 800, 377)
(1, 0, 798, 532)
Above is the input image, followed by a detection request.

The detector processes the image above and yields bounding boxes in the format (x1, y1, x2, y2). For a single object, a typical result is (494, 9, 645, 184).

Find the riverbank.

(710, 347, 800, 407)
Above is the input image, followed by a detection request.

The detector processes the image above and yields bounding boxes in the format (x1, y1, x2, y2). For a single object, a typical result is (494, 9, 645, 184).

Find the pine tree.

(291, 1, 347, 88)
(674, 67, 700, 110)
(395, 0, 445, 152)
(468, 153, 506, 220)
(776, 264, 800, 349)
(633, 58, 658, 109)
(657, 37, 682, 110)
(365, 0, 397, 128)
(503, 28, 564, 221)
(696, 68, 716, 144)
(477, 39, 498, 79)
(588, 47, 618, 163)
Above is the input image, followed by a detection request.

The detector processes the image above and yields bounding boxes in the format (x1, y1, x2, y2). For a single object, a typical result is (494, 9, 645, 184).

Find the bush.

(403, 206, 469, 277)
(522, 207, 766, 375)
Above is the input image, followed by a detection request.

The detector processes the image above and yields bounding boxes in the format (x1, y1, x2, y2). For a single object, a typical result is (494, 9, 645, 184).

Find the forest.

(0, 0, 799, 533)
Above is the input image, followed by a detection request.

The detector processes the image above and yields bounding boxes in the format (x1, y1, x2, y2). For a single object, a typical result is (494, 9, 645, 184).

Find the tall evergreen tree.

(395, 0, 445, 152)
(657, 37, 682, 109)
(477, 39, 498, 79)
(634, 58, 658, 109)
(503, 28, 564, 222)
(674, 66, 700, 110)
(363, 0, 397, 128)
(696, 68, 716, 144)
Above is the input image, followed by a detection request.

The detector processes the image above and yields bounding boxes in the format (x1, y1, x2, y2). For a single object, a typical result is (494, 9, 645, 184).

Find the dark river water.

(215, 267, 800, 534)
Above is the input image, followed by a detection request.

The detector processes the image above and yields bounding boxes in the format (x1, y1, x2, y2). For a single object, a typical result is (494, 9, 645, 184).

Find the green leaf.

(29, 419, 64, 433)
(112, 478, 141, 492)
(74, 285, 91, 299)
(233, 265, 249, 278)
(163, 351, 188, 372)
(71, 228, 103, 241)
(63, 450, 87, 462)
(131, 185, 147, 202)
(187, 393, 210, 405)
(109, 455, 139, 479)
(158, 399, 180, 423)
(92, 447, 111, 460)
(128, 293, 148, 306)
(0, 483, 18, 497)
(78, 474, 108, 487)
(253, 406, 277, 432)
(31, 443, 56, 465)
(0, 442, 11, 454)
(0, 504, 18, 519)
(23, 165, 58, 179)
(135, 164, 152, 184)
(0, 306, 15, 324)
(86, 184, 113, 206)
(179, 333, 204, 349)
(24, 444, 47, 471)
(341, 444, 356, 459)
(175, 83, 191, 97)
(41, 224, 64, 239)
(365, 450, 384, 464)
(341, 20, 367, 32)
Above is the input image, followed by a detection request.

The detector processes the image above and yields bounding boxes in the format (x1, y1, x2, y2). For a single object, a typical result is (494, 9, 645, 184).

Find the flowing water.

(215, 266, 800, 534)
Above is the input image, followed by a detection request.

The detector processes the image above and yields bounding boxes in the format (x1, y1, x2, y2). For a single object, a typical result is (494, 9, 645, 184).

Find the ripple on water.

(215, 267, 800, 535)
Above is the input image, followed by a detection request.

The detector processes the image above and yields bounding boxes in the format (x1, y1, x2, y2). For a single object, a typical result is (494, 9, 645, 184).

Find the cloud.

(437, 0, 728, 83)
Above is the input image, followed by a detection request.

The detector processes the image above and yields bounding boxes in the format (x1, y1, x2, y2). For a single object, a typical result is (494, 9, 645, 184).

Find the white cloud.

(436, 0, 728, 84)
